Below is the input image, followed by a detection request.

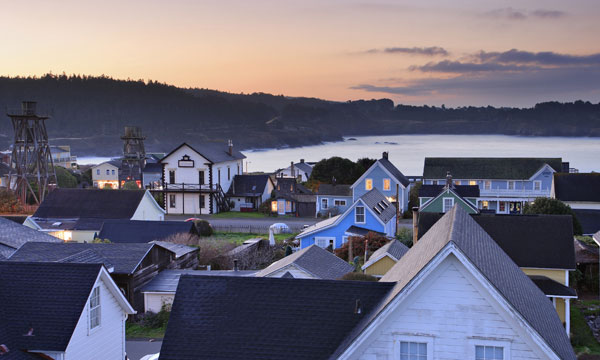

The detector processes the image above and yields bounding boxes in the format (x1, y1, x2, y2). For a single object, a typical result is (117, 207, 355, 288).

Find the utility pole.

(395, 183, 400, 236)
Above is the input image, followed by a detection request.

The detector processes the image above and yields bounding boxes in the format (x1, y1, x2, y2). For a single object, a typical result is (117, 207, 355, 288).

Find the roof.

(553, 173, 600, 202)
(8, 242, 156, 274)
(528, 275, 577, 297)
(364, 240, 409, 268)
(378, 157, 410, 187)
(91, 160, 120, 169)
(159, 275, 394, 360)
(226, 175, 272, 197)
(32, 188, 146, 219)
(97, 220, 197, 243)
(345, 225, 385, 237)
(337, 206, 575, 360)
(151, 241, 198, 258)
(0, 262, 102, 352)
(419, 184, 480, 198)
(574, 239, 598, 264)
(0, 217, 61, 258)
(423, 157, 563, 179)
(417, 212, 576, 270)
(317, 184, 352, 197)
(359, 188, 396, 224)
(141, 269, 256, 293)
(573, 209, 600, 235)
(297, 214, 341, 238)
(256, 245, 354, 279)
(143, 162, 163, 173)
(161, 142, 245, 164)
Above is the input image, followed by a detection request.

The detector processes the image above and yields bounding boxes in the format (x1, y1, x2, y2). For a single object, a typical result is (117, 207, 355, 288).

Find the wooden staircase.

(214, 184, 231, 213)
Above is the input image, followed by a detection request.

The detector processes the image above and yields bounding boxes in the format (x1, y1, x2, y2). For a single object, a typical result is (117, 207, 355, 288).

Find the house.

(23, 188, 165, 242)
(270, 177, 316, 217)
(97, 219, 198, 243)
(158, 141, 245, 215)
(276, 159, 315, 182)
(552, 172, 600, 235)
(419, 172, 480, 214)
(158, 206, 575, 360)
(297, 189, 396, 250)
(256, 244, 354, 279)
(316, 183, 353, 217)
(0, 217, 62, 259)
(0, 262, 135, 360)
(50, 145, 77, 168)
(140, 269, 256, 313)
(226, 174, 274, 211)
(351, 152, 411, 213)
(361, 240, 409, 278)
(417, 212, 576, 330)
(8, 241, 195, 312)
(91, 160, 120, 189)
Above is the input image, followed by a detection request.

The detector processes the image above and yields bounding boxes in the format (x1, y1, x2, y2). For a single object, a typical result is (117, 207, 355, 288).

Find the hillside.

(1, 74, 599, 156)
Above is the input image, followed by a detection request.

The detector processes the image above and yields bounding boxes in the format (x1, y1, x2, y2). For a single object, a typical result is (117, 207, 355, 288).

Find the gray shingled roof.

(573, 209, 600, 235)
(256, 245, 354, 279)
(553, 173, 600, 202)
(0, 217, 61, 258)
(150, 241, 198, 258)
(362, 240, 409, 271)
(528, 275, 577, 297)
(378, 157, 410, 187)
(423, 157, 562, 179)
(141, 269, 256, 293)
(317, 184, 352, 197)
(359, 188, 396, 224)
(419, 184, 480, 198)
(97, 220, 197, 243)
(335, 206, 575, 359)
(226, 175, 271, 197)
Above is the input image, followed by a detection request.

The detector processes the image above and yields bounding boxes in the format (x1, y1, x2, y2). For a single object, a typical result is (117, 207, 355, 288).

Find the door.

(277, 200, 286, 215)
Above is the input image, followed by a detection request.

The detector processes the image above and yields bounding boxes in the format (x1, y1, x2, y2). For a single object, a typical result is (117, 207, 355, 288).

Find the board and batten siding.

(364, 256, 396, 277)
(64, 278, 127, 360)
(351, 255, 551, 360)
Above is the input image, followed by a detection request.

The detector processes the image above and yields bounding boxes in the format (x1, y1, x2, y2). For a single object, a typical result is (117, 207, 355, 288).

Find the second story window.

(399, 341, 427, 360)
(169, 170, 175, 184)
(89, 286, 101, 330)
(484, 180, 491, 190)
(454, 180, 461, 185)
(199, 171, 205, 185)
(469, 180, 477, 186)
(365, 179, 373, 191)
(534, 180, 541, 191)
(507, 181, 515, 190)
(475, 345, 503, 360)
(111, 169, 115, 175)
(218, 170, 221, 185)
(96, 169, 100, 175)
(443, 198, 454, 212)
(355, 206, 365, 223)
(383, 178, 391, 191)
(106, 169, 110, 175)
(227, 167, 231, 181)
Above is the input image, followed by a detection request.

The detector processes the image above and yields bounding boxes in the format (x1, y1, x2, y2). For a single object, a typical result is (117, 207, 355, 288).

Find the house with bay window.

(422, 157, 565, 214)
(158, 141, 245, 214)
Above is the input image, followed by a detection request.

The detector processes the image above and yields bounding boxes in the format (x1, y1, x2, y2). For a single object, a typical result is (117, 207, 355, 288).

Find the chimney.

(412, 206, 419, 246)
(445, 171, 453, 189)
(382, 151, 388, 160)
(290, 161, 295, 177)
(233, 259, 239, 271)
(561, 162, 570, 173)
(228, 139, 233, 156)
(300, 159, 305, 163)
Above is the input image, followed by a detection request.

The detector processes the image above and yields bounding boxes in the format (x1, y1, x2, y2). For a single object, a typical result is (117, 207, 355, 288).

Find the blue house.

(315, 183, 353, 217)
(297, 189, 396, 249)
(423, 157, 564, 214)
(351, 152, 411, 214)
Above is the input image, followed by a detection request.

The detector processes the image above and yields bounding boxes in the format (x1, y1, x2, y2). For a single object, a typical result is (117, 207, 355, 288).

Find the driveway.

(127, 340, 162, 360)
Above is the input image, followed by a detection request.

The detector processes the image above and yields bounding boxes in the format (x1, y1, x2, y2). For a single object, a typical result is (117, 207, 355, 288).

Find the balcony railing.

(479, 188, 550, 198)
(150, 182, 219, 192)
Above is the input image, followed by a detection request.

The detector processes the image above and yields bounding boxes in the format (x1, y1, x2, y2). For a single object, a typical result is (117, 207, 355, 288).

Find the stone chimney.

(228, 139, 233, 156)
(382, 151, 389, 160)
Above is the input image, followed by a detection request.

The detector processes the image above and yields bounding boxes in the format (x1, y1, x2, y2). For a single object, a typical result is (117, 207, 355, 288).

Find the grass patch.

(126, 323, 166, 339)
(205, 232, 297, 245)
(572, 300, 600, 355)
(210, 211, 270, 219)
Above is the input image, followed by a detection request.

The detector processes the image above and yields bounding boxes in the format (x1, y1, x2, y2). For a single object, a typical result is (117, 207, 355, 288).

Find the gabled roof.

(256, 245, 354, 279)
(160, 142, 245, 164)
(362, 240, 409, 270)
(97, 220, 197, 243)
(8, 242, 156, 275)
(423, 157, 563, 179)
(335, 206, 575, 359)
(226, 175, 272, 197)
(574, 238, 598, 264)
(359, 188, 396, 224)
(378, 157, 410, 187)
(553, 173, 600, 202)
(573, 209, 600, 235)
(317, 184, 352, 197)
(150, 241, 199, 258)
(419, 184, 480, 198)
(159, 275, 394, 360)
(296, 214, 341, 238)
(528, 275, 577, 298)
(32, 188, 146, 219)
(419, 186, 479, 213)
(293, 161, 314, 175)
(91, 160, 121, 169)
(0, 217, 61, 258)
(141, 269, 256, 293)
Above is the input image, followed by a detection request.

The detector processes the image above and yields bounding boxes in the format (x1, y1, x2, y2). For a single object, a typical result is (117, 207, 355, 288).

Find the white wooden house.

(91, 160, 120, 189)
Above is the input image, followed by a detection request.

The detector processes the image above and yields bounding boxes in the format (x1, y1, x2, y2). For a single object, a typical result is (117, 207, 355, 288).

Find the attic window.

(89, 286, 101, 330)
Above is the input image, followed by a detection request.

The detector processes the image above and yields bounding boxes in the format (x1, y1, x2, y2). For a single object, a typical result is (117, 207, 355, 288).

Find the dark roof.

(256, 245, 354, 279)
(293, 161, 314, 175)
(97, 220, 197, 243)
(143, 162, 163, 173)
(151, 241, 199, 258)
(417, 212, 576, 269)
(378, 157, 410, 187)
(423, 157, 563, 179)
(374, 240, 409, 261)
(528, 275, 577, 297)
(32, 188, 146, 219)
(573, 209, 600, 235)
(0, 262, 102, 352)
(8, 242, 155, 274)
(274, 178, 313, 195)
(575, 239, 599, 264)
(226, 175, 271, 197)
(0, 217, 61, 258)
(553, 173, 600, 202)
(161, 142, 245, 164)
(30, 217, 107, 231)
(345, 226, 385, 237)
(359, 188, 396, 223)
(317, 184, 352, 197)
(141, 269, 256, 293)
(349, 206, 574, 360)
(418, 184, 480, 198)
(159, 275, 394, 360)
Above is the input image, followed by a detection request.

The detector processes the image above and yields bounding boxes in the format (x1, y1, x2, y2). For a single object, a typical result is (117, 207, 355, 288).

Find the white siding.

(351, 255, 548, 360)
(91, 163, 119, 182)
(131, 191, 165, 221)
(264, 264, 315, 279)
(144, 292, 175, 313)
(64, 278, 127, 360)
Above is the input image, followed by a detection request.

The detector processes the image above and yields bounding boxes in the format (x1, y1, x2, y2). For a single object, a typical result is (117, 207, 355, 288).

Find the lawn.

(572, 300, 600, 356)
(126, 323, 166, 339)
(206, 231, 297, 245)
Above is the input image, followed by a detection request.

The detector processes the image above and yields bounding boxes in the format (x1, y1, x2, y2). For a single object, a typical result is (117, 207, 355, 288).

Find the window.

(89, 286, 101, 330)
(111, 169, 115, 175)
(334, 199, 346, 207)
(169, 194, 176, 208)
(507, 181, 515, 190)
(199, 170, 205, 185)
(365, 179, 373, 191)
(321, 198, 329, 209)
(227, 167, 231, 180)
(315, 237, 334, 249)
(475, 346, 503, 360)
(443, 197, 454, 212)
(96, 169, 100, 175)
(342, 236, 348, 244)
(533, 180, 541, 191)
(469, 180, 477, 186)
(237, 164, 240, 175)
(355, 206, 365, 223)
(499, 201, 506, 212)
(169, 170, 175, 184)
(271, 201, 277, 212)
(106, 169, 110, 175)
(383, 178, 391, 191)
(484, 180, 491, 190)
(454, 180, 461, 185)
(400, 341, 427, 360)
(200, 195, 205, 209)
(432, 180, 438, 185)
(218, 170, 221, 184)
(481, 200, 489, 210)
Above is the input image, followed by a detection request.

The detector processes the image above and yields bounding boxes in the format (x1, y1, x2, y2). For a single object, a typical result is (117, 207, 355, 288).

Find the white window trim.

(484, 180, 491, 190)
(468, 338, 511, 360)
(383, 178, 391, 191)
(355, 206, 366, 224)
(507, 180, 515, 190)
(393, 334, 433, 360)
(321, 198, 329, 210)
(334, 199, 347, 207)
(533, 180, 542, 191)
(365, 178, 373, 191)
(315, 237, 335, 249)
(88, 286, 101, 334)
(443, 197, 454, 213)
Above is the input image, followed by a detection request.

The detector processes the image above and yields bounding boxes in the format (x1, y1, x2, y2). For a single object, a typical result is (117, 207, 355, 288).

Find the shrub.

(258, 200, 272, 215)
(334, 232, 389, 260)
(0, 189, 23, 213)
(102, 183, 113, 189)
(396, 227, 413, 248)
(122, 181, 140, 190)
(139, 304, 171, 328)
(92, 238, 111, 243)
(193, 219, 214, 236)
(339, 272, 378, 282)
(54, 166, 78, 188)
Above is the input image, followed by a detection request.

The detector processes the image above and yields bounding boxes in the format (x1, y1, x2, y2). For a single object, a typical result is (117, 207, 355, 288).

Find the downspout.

(208, 164, 214, 214)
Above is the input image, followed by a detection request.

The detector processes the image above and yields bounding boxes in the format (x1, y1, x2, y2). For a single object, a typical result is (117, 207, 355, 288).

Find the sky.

(2, 0, 600, 107)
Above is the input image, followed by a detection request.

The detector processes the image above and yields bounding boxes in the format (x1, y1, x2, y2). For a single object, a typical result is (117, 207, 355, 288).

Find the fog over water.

(79, 135, 600, 175)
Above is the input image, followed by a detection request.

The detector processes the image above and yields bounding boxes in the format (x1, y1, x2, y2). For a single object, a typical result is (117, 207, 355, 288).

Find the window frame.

(383, 178, 391, 191)
(321, 198, 329, 210)
(199, 170, 205, 185)
(89, 286, 101, 332)
(169, 194, 176, 208)
(469, 338, 511, 360)
(96, 169, 100, 175)
(507, 180, 515, 190)
(355, 206, 365, 224)
(533, 180, 542, 191)
(199, 194, 205, 209)
(394, 335, 433, 360)
(315, 237, 335, 249)
(169, 170, 175, 184)
(443, 197, 454, 213)
(365, 178, 373, 191)
(334, 199, 347, 207)
(469, 180, 477, 186)
(484, 180, 491, 190)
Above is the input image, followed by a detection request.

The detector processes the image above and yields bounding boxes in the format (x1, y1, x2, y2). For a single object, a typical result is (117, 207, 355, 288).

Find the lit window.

(454, 180, 461, 185)
(400, 341, 427, 360)
(321, 198, 328, 209)
(534, 180, 541, 191)
(271, 201, 277, 212)
(507, 181, 515, 190)
(443, 198, 454, 212)
(355, 206, 365, 223)
(383, 178, 391, 191)
(481, 200, 489, 209)
(89, 286, 101, 330)
(476, 345, 503, 360)
(365, 179, 373, 190)
(469, 180, 477, 186)
(484, 181, 491, 190)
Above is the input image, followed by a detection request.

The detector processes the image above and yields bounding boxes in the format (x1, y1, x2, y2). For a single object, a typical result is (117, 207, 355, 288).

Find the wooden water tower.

(7, 101, 57, 205)
(120, 126, 146, 185)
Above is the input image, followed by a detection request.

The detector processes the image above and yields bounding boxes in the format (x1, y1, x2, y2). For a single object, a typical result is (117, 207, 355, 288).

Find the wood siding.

(364, 256, 396, 277)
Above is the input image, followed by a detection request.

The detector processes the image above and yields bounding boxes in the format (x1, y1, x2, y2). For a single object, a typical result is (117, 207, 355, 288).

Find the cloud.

(530, 9, 567, 19)
(483, 7, 566, 20)
(411, 60, 538, 73)
(361, 46, 448, 56)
